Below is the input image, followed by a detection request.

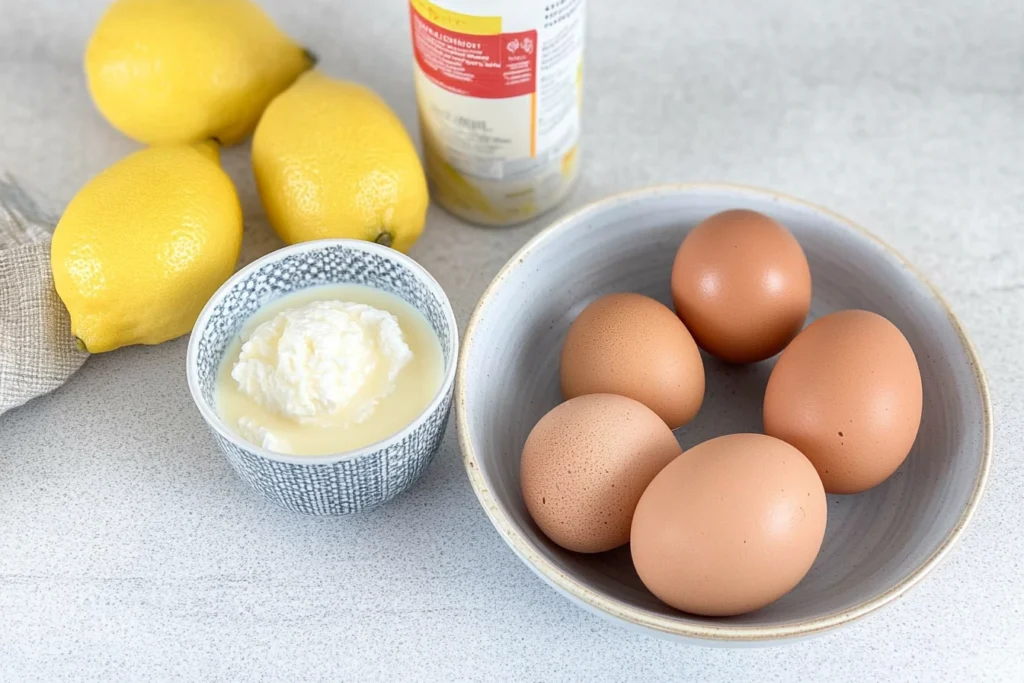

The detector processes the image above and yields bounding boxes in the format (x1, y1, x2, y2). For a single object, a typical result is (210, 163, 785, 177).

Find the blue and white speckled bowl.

(187, 239, 458, 515)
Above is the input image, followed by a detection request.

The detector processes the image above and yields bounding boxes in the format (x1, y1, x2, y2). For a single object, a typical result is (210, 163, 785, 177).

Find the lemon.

(51, 142, 243, 353)
(85, 0, 313, 145)
(252, 71, 428, 252)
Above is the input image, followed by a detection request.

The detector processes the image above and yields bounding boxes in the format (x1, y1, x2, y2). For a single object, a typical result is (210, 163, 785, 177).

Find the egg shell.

(630, 433, 827, 617)
(671, 209, 812, 364)
(520, 394, 682, 554)
(763, 309, 923, 494)
(560, 292, 705, 429)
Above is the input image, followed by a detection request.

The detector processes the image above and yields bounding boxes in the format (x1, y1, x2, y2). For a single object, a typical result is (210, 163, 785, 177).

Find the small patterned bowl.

(186, 239, 458, 515)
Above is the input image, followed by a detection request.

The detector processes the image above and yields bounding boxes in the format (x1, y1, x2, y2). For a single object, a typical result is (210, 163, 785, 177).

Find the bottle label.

(410, 0, 585, 224)
(411, 13, 537, 99)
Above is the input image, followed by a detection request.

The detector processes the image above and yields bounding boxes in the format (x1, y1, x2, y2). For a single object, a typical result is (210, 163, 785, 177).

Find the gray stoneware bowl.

(457, 184, 992, 644)
(187, 239, 458, 515)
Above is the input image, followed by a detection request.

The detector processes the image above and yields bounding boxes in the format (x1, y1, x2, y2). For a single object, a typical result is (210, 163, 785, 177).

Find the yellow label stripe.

(410, 0, 501, 35)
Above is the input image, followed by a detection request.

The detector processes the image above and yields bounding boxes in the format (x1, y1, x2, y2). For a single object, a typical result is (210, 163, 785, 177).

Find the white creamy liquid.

(215, 285, 444, 456)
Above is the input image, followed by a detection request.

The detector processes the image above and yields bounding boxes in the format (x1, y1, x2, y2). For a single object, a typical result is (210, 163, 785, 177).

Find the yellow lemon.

(252, 71, 428, 252)
(85, 0, 313, 145)
(51, 142, 243, 353)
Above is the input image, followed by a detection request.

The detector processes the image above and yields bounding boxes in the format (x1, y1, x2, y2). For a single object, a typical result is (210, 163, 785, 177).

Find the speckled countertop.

(1, 0, 1022, 680)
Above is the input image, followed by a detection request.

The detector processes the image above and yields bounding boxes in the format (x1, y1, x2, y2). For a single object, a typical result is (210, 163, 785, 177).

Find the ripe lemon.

(51, 142, 243, 353)
(252, 71, 428, 252)
(85, 0, 313, 145)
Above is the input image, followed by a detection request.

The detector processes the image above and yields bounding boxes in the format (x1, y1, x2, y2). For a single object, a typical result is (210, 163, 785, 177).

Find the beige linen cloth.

(0, 175, 88, 417)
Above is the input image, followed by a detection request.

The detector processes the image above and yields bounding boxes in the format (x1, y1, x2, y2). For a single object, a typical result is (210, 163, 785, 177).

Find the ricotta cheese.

(231, 300, 413, 425)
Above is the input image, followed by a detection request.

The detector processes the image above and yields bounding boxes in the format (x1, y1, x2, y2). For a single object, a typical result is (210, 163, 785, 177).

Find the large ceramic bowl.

(457, 184, 992, 644)
(188, 239, 458, 516)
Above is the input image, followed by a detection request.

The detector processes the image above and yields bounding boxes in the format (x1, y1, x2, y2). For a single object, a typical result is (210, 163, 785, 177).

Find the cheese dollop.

(231, 300, 413, 426)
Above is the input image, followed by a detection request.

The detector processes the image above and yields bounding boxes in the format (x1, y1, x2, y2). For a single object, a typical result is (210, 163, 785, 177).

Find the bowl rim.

(456, 182, 993, 642)
(186, 238, 459, 466)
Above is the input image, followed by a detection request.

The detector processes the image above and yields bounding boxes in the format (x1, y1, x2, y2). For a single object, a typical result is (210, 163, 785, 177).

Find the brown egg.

(560, 293, 705, 429)
(763, 309, 923, 494)
(520, 394, 682, 553)
(630, 433, 827, 617)
(671, 209, 812, 363)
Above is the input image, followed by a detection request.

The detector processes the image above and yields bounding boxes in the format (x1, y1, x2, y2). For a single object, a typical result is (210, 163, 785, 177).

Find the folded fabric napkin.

(0, 175, 88, 417)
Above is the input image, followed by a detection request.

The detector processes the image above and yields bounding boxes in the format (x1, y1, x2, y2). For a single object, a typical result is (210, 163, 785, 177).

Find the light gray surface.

(0, 0, 1021, 679)
(459, 185, 990, 640)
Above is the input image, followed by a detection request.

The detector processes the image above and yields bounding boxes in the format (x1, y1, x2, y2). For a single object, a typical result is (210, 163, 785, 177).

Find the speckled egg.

(520, 393, 682, 553)
(763, 309, 923, 494)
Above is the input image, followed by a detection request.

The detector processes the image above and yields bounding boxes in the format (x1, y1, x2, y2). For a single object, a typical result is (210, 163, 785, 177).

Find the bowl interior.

(191, 241, 456, 435)
(460, 185, 989, 637)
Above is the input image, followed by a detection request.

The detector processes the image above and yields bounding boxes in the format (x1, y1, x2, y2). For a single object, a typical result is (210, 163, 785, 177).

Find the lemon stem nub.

(375, 232, 394, 248)
(193, 139, 221, 163)
(74, 338, 89, 353)
(302, 48, 319, 69)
